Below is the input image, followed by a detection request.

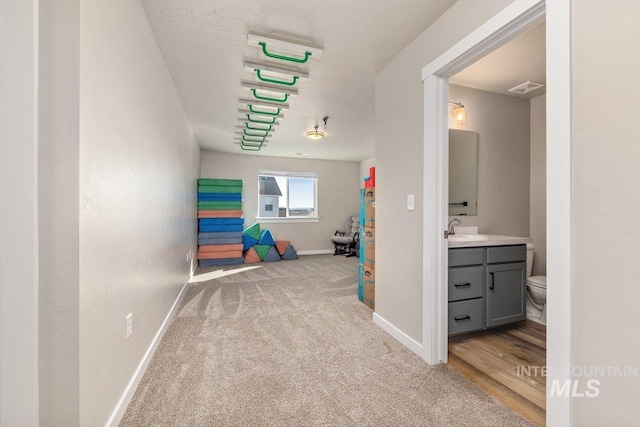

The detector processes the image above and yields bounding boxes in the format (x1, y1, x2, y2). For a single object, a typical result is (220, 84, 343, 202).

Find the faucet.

(448, 218, 462, 235)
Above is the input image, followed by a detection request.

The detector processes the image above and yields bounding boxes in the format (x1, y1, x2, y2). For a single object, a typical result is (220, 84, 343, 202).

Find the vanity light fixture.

(449, 101, 466, 124)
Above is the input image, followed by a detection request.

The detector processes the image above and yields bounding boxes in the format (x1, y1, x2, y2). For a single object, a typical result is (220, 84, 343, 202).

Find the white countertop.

(447, 234, 532, 248)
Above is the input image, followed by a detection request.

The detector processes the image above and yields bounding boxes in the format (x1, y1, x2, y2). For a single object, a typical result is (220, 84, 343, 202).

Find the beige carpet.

(120, 255, 531, 426)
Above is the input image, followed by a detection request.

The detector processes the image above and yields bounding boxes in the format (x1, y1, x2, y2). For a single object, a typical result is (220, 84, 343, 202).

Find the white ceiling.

(141, 0, 456, 162)
(450, 21, 546, 99)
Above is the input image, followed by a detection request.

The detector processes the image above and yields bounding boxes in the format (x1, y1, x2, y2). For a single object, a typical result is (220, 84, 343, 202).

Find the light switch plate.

(126, 313, 133, 339)
(407, 194, 415, 211)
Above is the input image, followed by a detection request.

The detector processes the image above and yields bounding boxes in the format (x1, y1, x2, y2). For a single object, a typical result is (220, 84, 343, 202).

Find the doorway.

(444, 19, 547, 425)
(421, 0, 572, 425)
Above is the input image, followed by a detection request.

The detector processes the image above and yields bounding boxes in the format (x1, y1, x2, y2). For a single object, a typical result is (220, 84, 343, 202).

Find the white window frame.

(256, 170, 319, 223)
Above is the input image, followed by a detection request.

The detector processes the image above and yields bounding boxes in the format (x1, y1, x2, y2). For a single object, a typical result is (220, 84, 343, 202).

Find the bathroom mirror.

(449, 129, 478, 216)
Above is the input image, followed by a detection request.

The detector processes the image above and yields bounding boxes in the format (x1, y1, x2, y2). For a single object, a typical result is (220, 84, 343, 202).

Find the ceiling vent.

(509, 81, 544, 94)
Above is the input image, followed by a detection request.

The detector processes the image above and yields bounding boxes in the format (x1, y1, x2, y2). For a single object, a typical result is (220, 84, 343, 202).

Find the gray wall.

(530, 94, 546, 276)
(374, 0, 515, 342)
(78, 0, 200, 425)
(572, 0, 640, 424)
(38, 0, 80, 424)
(201, 151, 360, 252)
(448, 84, 530, 237)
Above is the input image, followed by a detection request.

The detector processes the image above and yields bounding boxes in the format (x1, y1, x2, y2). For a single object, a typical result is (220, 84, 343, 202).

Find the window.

(258, 170, 318, 220)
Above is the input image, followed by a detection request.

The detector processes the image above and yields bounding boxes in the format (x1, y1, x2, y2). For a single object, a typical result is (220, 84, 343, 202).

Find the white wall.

(448, 84, 530, 237)
(360, 157, 376, 188)
(78, 1, 200, 425)
(0, 0, 39, 424)
(375, 0, 516, 342)
(572, 0, 640, 424)
(201, 151, 360, 252)
(529, 94, 546, 276)
(38, 0, 81, 424)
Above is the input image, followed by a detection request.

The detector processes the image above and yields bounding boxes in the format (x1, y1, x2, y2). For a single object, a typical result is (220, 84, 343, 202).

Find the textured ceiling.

(140, 0, 456, 161)
(450, 21, 546, 99)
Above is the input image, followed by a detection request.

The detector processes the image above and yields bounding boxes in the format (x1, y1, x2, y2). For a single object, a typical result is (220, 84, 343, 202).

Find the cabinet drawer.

(448, 299, 484, 335)
(486, 245, 526, 264)
(448, 266, 484, 302)
(449, 248, 484, 267)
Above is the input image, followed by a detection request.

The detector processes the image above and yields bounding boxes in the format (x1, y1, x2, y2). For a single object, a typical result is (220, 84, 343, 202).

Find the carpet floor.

(120, 255, 531, 426)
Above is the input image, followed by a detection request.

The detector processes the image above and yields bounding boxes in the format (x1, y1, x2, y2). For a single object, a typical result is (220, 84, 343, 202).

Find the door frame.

(421, 0, 572, 425)
(0, 0, 40, 423)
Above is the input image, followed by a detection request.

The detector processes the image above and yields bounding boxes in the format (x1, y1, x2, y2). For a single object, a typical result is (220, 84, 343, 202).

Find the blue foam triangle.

(258, 229, 276, 246)
(243, 234, 259, 251)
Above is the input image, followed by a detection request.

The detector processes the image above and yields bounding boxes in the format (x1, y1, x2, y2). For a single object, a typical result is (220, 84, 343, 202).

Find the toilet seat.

(527, 275, 547, 288)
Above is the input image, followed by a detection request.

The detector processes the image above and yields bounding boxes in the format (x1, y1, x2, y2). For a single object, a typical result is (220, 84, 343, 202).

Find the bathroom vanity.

(448, 235, 531, 336)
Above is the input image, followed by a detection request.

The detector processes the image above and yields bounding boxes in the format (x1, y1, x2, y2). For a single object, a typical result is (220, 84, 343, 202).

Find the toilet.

(526, 243, 547, 325)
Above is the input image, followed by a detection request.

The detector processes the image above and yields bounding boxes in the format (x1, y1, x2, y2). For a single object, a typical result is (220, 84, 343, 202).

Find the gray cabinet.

(486, 262, 526, 327)
(448, 299, 483, 335)
(448, 265, 484, 301)
(448, 244, 526, 336)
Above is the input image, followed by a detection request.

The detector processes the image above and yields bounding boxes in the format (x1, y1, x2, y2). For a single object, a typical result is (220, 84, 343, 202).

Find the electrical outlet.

(126, 313, 133, 339)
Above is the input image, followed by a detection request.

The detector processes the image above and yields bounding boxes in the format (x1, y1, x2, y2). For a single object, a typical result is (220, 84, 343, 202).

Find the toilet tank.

(526, 243, 535, 277)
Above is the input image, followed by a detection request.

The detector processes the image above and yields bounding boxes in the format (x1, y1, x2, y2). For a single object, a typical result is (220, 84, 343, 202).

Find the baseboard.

(106, 278, 190, 427)
(190, 256, 198, 278)
(372, 312, 424, 359)
(297, 249, 334, 255)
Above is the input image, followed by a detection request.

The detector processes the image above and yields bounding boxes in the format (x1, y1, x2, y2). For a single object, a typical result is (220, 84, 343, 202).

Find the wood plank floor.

(449, 321, 546, 426)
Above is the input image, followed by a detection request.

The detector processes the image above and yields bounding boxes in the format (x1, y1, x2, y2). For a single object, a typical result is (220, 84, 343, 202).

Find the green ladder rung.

(258, 42, 312, 64)
(254, 69, 298, 86)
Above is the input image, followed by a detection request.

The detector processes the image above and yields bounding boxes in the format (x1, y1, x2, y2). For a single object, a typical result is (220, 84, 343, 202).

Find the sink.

(449, 234, 491, 241)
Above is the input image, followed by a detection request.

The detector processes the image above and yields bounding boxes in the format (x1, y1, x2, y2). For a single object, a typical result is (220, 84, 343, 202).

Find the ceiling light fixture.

(449, 101, 466, 124)
(306, 116, 329, 140)
(306, 125, 324, 140)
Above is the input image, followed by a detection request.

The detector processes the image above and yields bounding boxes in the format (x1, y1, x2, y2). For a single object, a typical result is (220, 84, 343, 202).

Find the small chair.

(332, 216, 360, 257)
